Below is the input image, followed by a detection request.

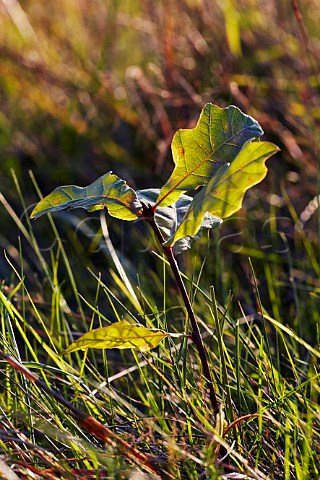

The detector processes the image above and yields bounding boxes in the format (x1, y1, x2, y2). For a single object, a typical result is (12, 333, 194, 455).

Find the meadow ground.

(0, 1, 319, 478)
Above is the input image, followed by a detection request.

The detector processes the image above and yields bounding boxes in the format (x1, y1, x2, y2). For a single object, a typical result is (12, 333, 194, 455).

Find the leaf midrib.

(186, 146, 278, 214)
(34, 194, 142, 218)
(156, 120, 260, 206)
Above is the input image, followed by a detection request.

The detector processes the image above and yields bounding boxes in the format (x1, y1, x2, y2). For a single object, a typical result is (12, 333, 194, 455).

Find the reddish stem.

(142, 203, 219, 417)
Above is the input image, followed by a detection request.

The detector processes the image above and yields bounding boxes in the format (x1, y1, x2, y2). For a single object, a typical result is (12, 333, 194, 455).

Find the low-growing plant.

(1, 103, 319, 479)
(30, 102, 279, 424)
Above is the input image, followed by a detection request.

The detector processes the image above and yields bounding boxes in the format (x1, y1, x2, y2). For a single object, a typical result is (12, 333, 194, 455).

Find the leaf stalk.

(142, 203, 219, 417)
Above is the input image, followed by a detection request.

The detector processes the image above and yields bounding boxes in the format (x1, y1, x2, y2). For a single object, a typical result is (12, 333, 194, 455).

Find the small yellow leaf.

(63, 320, 168, 354)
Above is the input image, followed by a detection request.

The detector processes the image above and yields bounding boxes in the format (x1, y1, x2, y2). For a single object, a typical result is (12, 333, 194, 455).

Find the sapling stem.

(142, 203, 220, 417)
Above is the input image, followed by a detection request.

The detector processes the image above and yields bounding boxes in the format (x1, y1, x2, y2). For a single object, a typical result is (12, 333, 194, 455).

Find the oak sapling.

(31, 103, 279, 417)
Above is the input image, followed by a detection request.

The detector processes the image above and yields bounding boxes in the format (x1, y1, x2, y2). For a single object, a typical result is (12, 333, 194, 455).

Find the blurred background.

(0, 0, 319, 339)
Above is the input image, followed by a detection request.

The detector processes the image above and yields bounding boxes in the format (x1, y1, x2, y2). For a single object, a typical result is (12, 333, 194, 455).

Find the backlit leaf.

(31, 172, 142, 221)
(156, 103, 263, 207)
(63, 320, 169, 354)
(167, 140, 279, 245)
(137, 189, 221, 254)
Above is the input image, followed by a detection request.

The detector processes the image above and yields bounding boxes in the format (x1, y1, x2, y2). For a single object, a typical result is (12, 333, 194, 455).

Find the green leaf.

(63, 320, 169, 354)
(31, 172, 142, 221)
(137, 189, 221, 254)
(156, 103, 264, 207)
(167, 140, 280, 245)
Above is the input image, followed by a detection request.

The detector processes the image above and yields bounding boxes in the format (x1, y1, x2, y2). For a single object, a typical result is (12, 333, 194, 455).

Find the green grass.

(0, 175, 319, 479)
(0, 0, 319, 477)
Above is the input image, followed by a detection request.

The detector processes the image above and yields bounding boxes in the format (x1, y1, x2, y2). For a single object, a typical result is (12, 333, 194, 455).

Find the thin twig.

(0, 349, 163, 478)
(142, 203, 220, 417)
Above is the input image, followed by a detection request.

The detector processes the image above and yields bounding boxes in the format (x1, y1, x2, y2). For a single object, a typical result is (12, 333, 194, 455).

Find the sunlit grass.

(0, 175, 319, 478)
(0, 0, 319, 477)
